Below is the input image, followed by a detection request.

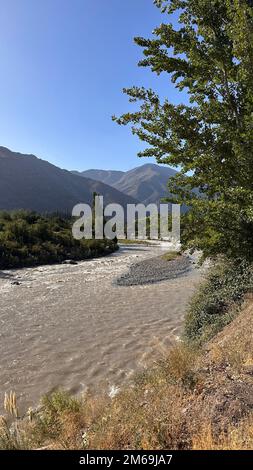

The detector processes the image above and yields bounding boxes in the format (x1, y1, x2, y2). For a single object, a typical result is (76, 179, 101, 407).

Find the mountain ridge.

(73, 163, 177, 206)
(0, 146, 138, 213)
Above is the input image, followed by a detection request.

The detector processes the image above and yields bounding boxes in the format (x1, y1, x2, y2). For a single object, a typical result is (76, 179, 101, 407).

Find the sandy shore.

(0, 244, 206, 413)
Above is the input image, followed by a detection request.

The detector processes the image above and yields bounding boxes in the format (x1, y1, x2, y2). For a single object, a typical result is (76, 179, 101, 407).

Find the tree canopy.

(114, 0, 253, 261)
(0, 211, 117, 269)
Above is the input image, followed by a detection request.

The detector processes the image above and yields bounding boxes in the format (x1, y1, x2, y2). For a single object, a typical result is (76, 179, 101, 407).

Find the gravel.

(115, 254, 192, 286)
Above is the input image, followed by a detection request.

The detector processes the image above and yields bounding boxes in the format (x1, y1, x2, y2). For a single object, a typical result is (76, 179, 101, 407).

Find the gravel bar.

(116, 254, 192, 286)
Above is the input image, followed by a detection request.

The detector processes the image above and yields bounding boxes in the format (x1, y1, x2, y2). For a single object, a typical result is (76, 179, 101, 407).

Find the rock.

(116, 254, 191, 286)
(242, 365, 253, 376)
(140, 401, 148, 407)
(11, 281, 21, 286)
(181, 407, 189, 414)
(62, 260, 78, 265)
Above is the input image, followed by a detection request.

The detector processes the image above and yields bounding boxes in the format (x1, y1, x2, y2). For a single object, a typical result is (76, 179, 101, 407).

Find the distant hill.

(0, 147, 138, 213)
(75, 163, 177, 206)
(72, 169, 125, 187)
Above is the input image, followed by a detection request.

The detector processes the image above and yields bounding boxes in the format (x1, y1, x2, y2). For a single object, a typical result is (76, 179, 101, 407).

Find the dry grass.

(192, 417, 253, 450)
(163, 343, 200, 386)
(208, 300, 253, 373)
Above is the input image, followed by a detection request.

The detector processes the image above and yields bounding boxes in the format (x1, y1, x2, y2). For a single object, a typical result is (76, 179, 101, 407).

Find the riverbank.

(1, 254, 253, 449)
(0, 244, 204, 414)
(0, 211, 118, 269)
(1, 298, 253, 450)
(77, 298, 253, 450)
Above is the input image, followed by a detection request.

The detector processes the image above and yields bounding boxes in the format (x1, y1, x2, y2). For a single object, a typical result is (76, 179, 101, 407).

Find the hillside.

(0, 147, 137, 213)
(74, 163, 177, 206)
(72, 169, 125, 187)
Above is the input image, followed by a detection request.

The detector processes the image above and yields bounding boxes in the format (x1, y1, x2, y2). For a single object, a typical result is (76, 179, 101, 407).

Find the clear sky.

(0, 0, 184, 171)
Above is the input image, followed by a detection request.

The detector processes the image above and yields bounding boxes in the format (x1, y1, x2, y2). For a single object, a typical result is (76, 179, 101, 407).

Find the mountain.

(114, 164, 177, 205)
(0, 147, 138, 213)
(75, 163, 177, 206)
(72, 169, 124, 187)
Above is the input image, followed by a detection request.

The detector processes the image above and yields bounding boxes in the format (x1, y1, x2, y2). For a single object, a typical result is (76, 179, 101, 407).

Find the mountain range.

(73, 164, 177, 206)
(0, 146, 177, 213)
(0, 147, 137, 213)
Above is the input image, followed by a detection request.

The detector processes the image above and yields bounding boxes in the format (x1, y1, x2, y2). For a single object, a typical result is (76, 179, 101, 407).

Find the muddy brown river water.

(0, 244, 205, 413)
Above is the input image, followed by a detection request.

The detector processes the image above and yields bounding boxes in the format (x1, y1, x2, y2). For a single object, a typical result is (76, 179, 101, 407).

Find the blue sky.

(0, 0, 184, 171)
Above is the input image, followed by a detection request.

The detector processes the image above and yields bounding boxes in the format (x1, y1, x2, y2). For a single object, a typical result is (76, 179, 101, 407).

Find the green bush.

(184, 258, 253, 343)
(0, 210, 118, 269)
(42, 390, 81, 417)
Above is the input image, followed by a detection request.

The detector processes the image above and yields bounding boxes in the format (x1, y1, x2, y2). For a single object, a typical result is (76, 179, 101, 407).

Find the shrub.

(184, 258, 253, 343)
(0, 210, 118, 269)
(163, 343, 200, 389)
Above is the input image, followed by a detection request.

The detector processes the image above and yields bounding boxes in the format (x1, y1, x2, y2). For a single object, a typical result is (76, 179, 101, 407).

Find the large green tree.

(114, 0, 253, 261)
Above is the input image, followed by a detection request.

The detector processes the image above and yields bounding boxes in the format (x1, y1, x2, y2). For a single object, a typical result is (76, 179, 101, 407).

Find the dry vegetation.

(1, 298, 253, 450)
(161, 251, 181, 262)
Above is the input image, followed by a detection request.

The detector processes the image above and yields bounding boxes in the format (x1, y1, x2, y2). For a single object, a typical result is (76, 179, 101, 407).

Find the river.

(0, 244, 204, 413)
